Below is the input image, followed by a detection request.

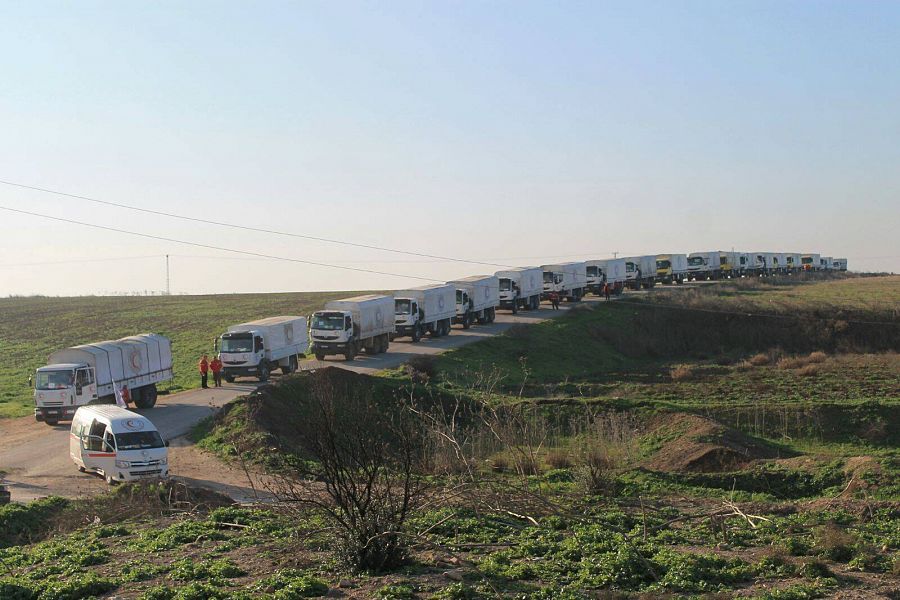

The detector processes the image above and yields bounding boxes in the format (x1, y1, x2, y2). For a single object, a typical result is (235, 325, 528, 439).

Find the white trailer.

(687, 251, 719, 280)
(310, 295, 395, 361)
(833, 258, 848, 271)
(773, 253, 787, 274)
(450, 275, 500, 328)
(393, 284, 456, 341)
(717, 251, 744, 278)
(596, 258, 627, 294)
(623, 256, 657, 289)
(735, 253, 757, 276)
(800, 253, 821, 272)
(541, 262, 588, 301)
(820, 256, 834, 271)
(219, 316, 308, 382)
(655, 254, 687, 285)
(496, 267, 542, 313)
(34, 333, 173, 425)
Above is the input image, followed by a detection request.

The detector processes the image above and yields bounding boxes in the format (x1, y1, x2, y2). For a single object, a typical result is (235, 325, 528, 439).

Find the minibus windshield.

(115, 430, 165, 450)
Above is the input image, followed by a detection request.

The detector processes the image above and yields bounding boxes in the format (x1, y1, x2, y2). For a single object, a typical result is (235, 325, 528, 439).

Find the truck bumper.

(223, 366, 261, 377)
(311, 342, 350, 354)
(35, 406, 77, 422)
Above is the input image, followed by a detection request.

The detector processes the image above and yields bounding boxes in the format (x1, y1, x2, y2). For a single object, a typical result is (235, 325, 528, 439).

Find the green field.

(2, 276, 897, 598)
(0, 291, 369, 418)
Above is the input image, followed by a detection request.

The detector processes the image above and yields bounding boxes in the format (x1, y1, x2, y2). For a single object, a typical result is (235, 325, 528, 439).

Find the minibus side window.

(85, 420, 107, 452)
(103, 430, 116, 453)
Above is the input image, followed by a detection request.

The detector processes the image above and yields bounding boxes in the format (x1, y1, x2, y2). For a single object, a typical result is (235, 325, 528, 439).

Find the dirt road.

(0, 298, 609, 502)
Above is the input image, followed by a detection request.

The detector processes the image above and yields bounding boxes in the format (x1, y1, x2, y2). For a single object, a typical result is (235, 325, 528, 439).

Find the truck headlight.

(115, 460, 131, 468)
(159, 457, 168, 465)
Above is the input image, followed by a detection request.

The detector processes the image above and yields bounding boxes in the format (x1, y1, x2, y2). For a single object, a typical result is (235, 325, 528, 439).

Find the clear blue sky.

(1, 1, 897, 295)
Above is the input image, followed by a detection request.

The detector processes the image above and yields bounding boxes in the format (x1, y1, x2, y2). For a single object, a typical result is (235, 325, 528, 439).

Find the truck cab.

(542, 271, 562, 293)
(498, 278, 519, 304)
(455, 289, 471, 317)
(310, 311, 355, 347)
(34, 363, 97, 424)
(585, 265, 605, 291)
(393, 297, 424, 340)
(686, 255, 707, 277)
(219, 330, 264, 371)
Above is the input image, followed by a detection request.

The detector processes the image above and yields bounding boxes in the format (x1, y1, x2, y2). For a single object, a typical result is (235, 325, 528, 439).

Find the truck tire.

(412, 326, 421, 343)
(225, 374, 236, 383)
(315, 352, 325, 361)
(344, 344, 356, 361)
(444, 319, 452, 336)
(134, 385, 158, 409)
(380, 334, 390, 353)
(488, 308, 496, 323)
(258, 365, 270, 382)
(45, 418, 59, 427)
(283, 355, 297, 375)
(462, 314, 471, 330)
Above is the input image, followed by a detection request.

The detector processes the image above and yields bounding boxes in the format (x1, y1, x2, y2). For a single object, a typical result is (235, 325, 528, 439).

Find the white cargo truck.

(218, 316, 308, 382)
(736, 253, 757, 276)
(687, 251, 719, 280)
(310, 295, 394, 361)
(393, 284, 455, 341)
(800, 253, 821, 271)
(450, 275, 500, 328)
(595, 258, 627, 295)
(820, 256, 834, 271)
(784, 253, 803, 273)
(655, 254, 687, 285)
(496, 267, 542, 313)
(623, 256, 657, 289)
(753, 252, 780, 275)
(34, 334, 173, 426)
(833, 258, 848, 271)
(541, 262, 587, 301)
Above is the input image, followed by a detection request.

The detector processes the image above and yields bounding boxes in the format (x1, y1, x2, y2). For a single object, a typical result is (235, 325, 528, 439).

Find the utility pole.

(612, 251, 618, 258)
(165, 254, 170, 295)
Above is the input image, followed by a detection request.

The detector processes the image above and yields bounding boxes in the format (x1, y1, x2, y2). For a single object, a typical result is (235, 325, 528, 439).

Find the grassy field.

(0, 291, 373, 418)
(2, 276, 897, 598)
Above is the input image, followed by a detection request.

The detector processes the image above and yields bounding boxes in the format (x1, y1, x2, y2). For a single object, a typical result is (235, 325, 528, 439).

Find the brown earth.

(645, 413, 786, 473)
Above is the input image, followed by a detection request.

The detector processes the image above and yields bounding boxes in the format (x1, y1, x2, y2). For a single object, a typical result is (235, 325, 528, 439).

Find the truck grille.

(41, 401, 64, 406)
(129, 469, 163, 477)
(314, 334, 338, 341)
(130, 460, 161, 468)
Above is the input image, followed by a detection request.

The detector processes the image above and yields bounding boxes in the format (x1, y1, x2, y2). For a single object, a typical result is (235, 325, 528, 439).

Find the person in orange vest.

(210, 355, 223, 388)
(199, 354, 209, 389)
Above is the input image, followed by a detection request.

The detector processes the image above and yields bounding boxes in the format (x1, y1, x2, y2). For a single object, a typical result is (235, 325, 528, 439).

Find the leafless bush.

(777, 356, 806, 370)
(807, 351, 828, 363)
(271, 373, 429, 572)
(735, 360, 753, 372)
(797, 364, 820, 377)
(573, 411, 638, 496)
(670, 365, 694, 381)
(748, 353, 771, 366)
(405, 355, 438, 383)
(546, 449, 573, 470)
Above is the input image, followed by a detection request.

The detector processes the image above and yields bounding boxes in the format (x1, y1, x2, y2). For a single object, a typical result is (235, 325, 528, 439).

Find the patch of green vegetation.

(254, 569, 329, 598)
(0, 495, 69, 548)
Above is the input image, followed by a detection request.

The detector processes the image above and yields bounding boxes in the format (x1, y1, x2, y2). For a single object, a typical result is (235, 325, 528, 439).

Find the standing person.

(210, 355, 223, 387)
(199, 354, 209, 389)
(549, 291, 560, 310)
(603, 281, 611, 301)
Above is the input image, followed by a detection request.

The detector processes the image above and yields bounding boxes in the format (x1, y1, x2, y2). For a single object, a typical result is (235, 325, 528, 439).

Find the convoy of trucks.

(541, 262, 588, 301)
(496, 267, 543, 312)
(310, 295, 395, 361)
(393, 284, 456, 341)
(34, 334, 173, 425)
(218, 316, 308, 382)
(450, 275, 501, 328)
(656, 254, 688, 285)
(29, 248, 847, 429)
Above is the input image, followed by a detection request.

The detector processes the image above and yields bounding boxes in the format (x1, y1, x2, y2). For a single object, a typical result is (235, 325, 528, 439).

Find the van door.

(80, 419, 116, 474)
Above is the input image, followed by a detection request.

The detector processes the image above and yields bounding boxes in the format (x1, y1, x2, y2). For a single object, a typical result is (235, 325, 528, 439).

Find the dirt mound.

(645, 413, 784, 473)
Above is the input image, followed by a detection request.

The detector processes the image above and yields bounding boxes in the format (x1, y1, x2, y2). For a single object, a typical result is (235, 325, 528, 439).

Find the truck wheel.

(106, 474, 117, 486)
(134, 386, 157, 409)
(45, 418, 59, 427)
(488, 308, 496, 323)
(380, 334, 390, 353)
(225, 374, 235, 383)
(258, 365, 270, 382)
(512, 302, 518, 314)
(315, 353, 325, 362)
(462, 315, 471, 330)
(411, 326, 421, 342)
(444, 319, 452, 336)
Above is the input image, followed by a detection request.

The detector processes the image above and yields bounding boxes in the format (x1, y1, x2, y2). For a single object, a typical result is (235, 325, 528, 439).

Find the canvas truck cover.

(47, 334, 173, 390)
(228, 316, 308, 352)
(325, 294, 395, 339)
(395, 284, 456, 322)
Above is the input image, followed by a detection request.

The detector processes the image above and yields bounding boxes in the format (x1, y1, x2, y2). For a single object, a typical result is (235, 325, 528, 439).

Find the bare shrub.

(546, 450, 573, 470)
(669, 365, 694, 382)
(405, 355, 438, 383)
(735, 360, 753, 372)
(813, 523, 856, 562)
(489, 454, 509, 473)
(797, 364, 820, 377)
(574, 411, 638, 496)
(807, 351, 827, 363)
(272, 372, 429, 573)
(776, 356, 806, 370)
(748, 353, 770, 366)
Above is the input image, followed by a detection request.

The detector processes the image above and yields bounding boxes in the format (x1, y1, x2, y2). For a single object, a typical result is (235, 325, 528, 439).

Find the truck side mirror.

(345, 317, 352, 331)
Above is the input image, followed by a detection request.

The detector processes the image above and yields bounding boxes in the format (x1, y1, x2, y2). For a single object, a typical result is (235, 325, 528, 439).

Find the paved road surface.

(0, 297, 610, 502)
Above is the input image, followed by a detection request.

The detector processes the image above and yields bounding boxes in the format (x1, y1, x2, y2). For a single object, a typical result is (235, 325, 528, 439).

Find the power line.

(0, 205, 442, 283)
(0, 255, 163, 268)
(0, 179, 515, 268)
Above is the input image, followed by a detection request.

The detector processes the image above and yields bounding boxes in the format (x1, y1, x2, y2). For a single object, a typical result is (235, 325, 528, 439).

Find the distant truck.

(450, 275, 500, 328)
(687, 251, 719, 280)
(833, 258, 848, 271)
(752, 252, 779, 276)
(656, 254, 687, 285)
(623, 256, 657, 289)
(784, 253, 803, 273)
(310, 295, 395, 361)
(495, 267, 542, 313)
(218, 316, 308, 382)
(33, 334, 173, 426)
(393, 284, 455, 341)
(820, 256, 834, 271)
(541, 262, 588, 301)
(591, 258, 627, 295)
(801, 254, 821, 271)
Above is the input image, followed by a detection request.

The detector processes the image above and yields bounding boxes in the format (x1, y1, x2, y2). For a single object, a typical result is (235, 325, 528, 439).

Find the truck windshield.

(395, 299, 412, 315)
(542, 272, 554, 283)
(35, 370, 74, 390)
(656, 260, 670, 269)
(625, 262, 635, 272)
(220, 334, 253, 353)
(687, 257, 705, 266)
(115, 430, 164, 450)
(585, 267, 598, 277)
(498, 279, 511, 291)
(311, 313, 344, 330)
(801, 257, 813, 264)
